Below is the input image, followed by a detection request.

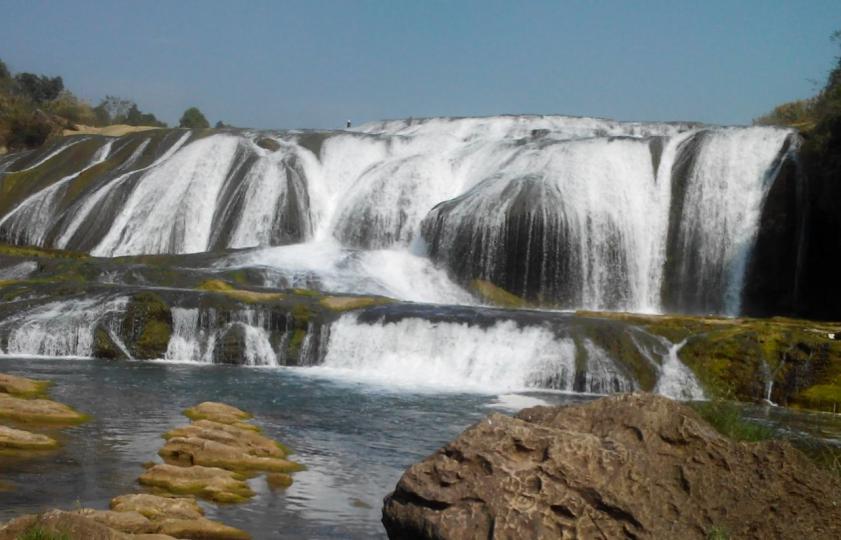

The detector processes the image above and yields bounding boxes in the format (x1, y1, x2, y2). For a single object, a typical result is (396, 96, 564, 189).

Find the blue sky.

(2, 0, 840, 129)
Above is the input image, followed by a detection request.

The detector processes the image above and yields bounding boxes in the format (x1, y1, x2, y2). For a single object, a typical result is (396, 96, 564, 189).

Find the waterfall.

(0, 296, 127, 358)
(651, 339, 705, 400)
(0, 140, 114, 246)
(311, 312, 703, 395)
(163, 307, 279, 366)
(665, 128, 796, 314)
(0, 116, 799, 314)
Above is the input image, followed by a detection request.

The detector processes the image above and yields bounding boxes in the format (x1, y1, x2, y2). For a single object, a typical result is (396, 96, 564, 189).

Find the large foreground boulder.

(382, 393, 841, 539)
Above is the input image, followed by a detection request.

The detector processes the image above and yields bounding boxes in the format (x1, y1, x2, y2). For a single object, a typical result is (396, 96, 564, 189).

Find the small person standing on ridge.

(346, 120, 352, 128)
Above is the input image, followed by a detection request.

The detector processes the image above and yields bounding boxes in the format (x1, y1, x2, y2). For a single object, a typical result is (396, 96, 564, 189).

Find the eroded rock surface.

(139, 463, 253, 503)
(0, 392, 86, 424)
(382, 393, 841, 540)
(0, 424, 57, 450)
(0, 373, 49, 397)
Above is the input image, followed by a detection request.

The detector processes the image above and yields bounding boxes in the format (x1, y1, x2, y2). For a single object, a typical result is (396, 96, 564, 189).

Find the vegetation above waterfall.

(0, 59, 167, 153)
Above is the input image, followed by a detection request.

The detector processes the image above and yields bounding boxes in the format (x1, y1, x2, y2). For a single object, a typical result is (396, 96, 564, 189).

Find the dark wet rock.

(93, 324, 129, 360)
(214, 323, 247, 365)
(255, 137, 281, 152)
(382, 393, 841, 540)
(122, 292, 173, 359)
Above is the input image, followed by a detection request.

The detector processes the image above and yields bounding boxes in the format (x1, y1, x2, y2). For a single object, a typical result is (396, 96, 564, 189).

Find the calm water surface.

(0, 357, 587, 538)
(2, 358, 840, 539)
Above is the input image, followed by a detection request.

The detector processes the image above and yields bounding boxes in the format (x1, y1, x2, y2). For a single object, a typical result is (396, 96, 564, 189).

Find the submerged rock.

(382, 393, 841, 540)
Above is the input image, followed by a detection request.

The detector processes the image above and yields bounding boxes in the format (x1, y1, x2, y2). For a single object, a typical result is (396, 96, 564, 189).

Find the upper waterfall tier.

(0, 116, 800, 314)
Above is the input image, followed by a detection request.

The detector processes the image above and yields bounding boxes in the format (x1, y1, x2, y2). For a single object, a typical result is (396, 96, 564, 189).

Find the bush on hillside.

(179, 107, 209, 129)
(13, 72, 64, 103)
(44, 91, 98, 126)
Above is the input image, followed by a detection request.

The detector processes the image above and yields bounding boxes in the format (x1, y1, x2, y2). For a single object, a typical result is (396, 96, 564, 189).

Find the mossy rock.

(470, 279, 529, 309)
(586, 311, 841, 409)
(122, 292, 173, 359)
(198, 279, 283, 303)
(91, 325, 129, 361)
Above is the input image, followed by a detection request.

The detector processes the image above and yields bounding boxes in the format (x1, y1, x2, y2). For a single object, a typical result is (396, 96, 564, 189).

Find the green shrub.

(13, 73, 63, 103)
(179, 106, 210, 129)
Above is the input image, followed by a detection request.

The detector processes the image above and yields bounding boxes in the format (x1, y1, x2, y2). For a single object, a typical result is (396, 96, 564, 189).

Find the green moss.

(690, 401, 775, 442)
(470, 279, 529, 309)
(292, 288, 321, 297)
(582, 311, 841, 410)
(136, 320, 171, 356)
(797, 381, 841, 410)
(18, 525, 71, 540)
(572, 319, 658, 391)
(319, 295, 389, 312)
(198, 279, 284, 303)
(288, 329, 307, 357)
(706, 526, 731, 540)
(0, 243, 88, 260)
(291, 303, 312, 323)
(123, 292, 173, 359)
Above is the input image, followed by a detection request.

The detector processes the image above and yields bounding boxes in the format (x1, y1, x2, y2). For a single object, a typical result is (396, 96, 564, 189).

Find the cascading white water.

(163, 307, 279, 366)
(671, 128, 795, 314)
(312, 313, 647, 393)
(651, 339, 705, 400)
(55, 134, 189, 249)
(93, 136, 242, 256)
(0, 296, 127, 358)
(0, 140, 114, 246)
(0, 116, 797, 314)
(220, 240, 476, 305)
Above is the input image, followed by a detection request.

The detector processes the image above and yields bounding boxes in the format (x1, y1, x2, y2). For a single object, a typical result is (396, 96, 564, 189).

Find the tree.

(96, 95, 134, 123)
(14, 73, 63, 102)
(179, 107, 209, 129)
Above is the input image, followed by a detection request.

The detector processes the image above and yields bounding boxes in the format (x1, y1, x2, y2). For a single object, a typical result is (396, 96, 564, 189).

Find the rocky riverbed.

(0, 376, 301, 540)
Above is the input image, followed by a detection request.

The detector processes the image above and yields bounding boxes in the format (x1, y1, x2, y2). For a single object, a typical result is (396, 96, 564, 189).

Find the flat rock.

(0, 392, 86, 424)
(382, 393, 841, 540)
(138, 463, 253, 503)
(110, 493, 204, 521)
(160, 436, 302, 473)
(0, 373, 49, 397)
(157, 517, 251, 540)
(0, 424, 58, 450)
(76, 508, 155, 534)
(183, 402, 251, 425)
(0, 510, 133, 540)
(165, 419, 285, 457)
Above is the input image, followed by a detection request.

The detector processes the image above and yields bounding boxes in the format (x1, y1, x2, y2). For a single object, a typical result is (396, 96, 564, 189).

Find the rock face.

(382, 393, 841, 540)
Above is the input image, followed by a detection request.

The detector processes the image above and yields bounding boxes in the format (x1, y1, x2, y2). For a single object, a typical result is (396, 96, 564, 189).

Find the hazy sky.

(2, 0, 840, 129)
